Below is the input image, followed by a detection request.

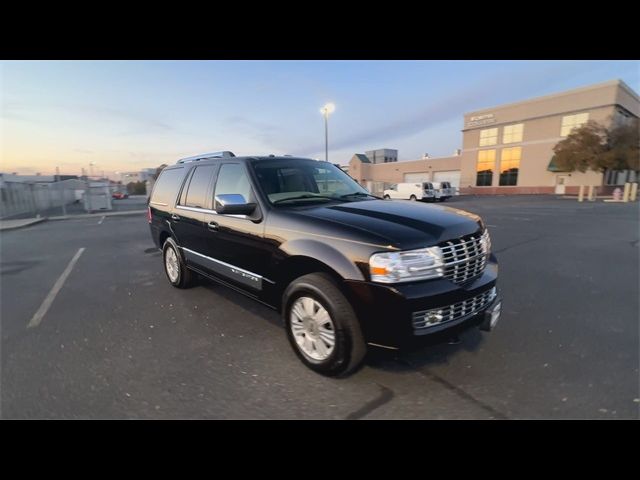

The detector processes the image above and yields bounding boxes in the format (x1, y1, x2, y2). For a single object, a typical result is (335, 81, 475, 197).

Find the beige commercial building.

(349, 153, 462, 195)
(349, 79, 639, 195)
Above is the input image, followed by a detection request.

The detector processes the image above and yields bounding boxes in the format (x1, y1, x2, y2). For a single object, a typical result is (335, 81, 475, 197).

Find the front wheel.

(409, 195, 417, 201)
(283, 273, 366, 377)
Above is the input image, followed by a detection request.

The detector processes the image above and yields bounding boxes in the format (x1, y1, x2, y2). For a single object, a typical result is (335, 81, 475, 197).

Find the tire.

(162, 237, 194, 288)
(283, 273, 367, 377)
(383, 195, 391, 200)
(409, 195, 417, 201)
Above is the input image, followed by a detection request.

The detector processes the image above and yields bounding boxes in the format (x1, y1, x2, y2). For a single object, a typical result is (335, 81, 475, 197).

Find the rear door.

(148, 165, 187, 247)
(422, 182, 435, 199)
(173, 164, 217, 260)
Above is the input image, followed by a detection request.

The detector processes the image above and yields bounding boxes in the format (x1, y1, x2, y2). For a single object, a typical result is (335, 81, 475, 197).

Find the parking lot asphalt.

(1, 195, 638, 419)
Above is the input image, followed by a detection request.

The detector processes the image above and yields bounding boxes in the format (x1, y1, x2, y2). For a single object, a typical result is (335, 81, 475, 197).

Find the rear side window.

(181, 165, 215, 209)
(150, 167, 185, 206)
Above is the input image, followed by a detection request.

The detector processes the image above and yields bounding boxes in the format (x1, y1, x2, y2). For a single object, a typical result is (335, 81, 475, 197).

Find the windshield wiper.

(273, 194, 337, 205)
(339, 192, 380, 200)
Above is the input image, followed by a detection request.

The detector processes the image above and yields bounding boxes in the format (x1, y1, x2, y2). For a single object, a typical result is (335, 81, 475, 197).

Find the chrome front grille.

(439, 230, 490, 285)
(412, 287, 497, 330)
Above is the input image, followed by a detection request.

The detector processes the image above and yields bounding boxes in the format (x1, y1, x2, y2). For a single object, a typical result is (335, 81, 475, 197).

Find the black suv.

(148, 151, 501, 376)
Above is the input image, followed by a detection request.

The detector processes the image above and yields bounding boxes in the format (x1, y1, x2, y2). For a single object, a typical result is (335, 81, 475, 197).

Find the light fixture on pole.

(320, 103, 335, 162)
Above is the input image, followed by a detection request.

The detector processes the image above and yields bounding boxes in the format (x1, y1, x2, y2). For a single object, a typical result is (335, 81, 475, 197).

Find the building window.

(476, 149, 495, 186)
(479, 128, 498, 146)
(503, 123, 524, 144)
(605, 169, 637, 185)
(499, 147, 521, 186)
(561, 113, 589, 137)
(614, 108, 632, 127)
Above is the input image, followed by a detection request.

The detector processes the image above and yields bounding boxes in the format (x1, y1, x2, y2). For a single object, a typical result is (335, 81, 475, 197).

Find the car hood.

(294, 199, 484, 251)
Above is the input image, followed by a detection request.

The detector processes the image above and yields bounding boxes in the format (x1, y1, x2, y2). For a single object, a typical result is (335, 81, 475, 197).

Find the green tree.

(126, 181, 147, 195)
(552, 120, 608, 173)
(602, 120, 640, 172)
(553, 119, 639, 173)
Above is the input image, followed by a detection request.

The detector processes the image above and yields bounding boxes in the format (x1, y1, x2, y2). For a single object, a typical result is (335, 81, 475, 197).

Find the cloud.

(225, 115, 285, 150)
(291, 61, 601, 157)
(1, 101, 173, 136)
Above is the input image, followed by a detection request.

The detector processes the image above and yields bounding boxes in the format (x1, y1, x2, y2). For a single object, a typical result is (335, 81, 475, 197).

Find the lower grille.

(412, 287, 497, 330)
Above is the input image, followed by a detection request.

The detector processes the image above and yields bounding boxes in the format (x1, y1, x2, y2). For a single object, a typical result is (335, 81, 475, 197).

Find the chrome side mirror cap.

(214, 194, 256, 215)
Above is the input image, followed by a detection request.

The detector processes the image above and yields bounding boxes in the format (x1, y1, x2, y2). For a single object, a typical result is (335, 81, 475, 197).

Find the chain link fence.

(0, 179, 145, 220)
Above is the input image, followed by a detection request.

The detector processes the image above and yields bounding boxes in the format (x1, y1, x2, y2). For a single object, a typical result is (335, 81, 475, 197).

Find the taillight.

(147, 206, 152, 223)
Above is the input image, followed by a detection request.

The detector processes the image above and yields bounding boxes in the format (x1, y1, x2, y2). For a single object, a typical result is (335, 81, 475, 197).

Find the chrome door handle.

(207, 221, 219, 231)
(171, 214, 180, 221)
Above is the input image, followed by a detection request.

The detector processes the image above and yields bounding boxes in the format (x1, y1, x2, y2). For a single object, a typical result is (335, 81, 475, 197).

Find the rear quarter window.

(150, 167, 185, 206)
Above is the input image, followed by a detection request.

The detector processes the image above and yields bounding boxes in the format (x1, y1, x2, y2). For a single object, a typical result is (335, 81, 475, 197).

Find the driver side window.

(214, 163, 253, 205)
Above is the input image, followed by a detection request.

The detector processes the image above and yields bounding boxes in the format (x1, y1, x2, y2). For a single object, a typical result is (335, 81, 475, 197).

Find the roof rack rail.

(177, 151, 236, 164)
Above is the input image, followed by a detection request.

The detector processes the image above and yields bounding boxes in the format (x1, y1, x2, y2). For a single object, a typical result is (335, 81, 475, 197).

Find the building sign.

(466, 113, 495, 127)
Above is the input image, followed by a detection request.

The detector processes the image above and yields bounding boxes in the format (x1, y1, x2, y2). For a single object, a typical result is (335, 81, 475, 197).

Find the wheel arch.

(158, 230, 171, 248)
(271, 239, 366, 310)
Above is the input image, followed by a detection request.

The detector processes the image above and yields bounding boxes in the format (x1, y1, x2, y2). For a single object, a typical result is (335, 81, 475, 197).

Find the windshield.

(252, 158, 373, 205)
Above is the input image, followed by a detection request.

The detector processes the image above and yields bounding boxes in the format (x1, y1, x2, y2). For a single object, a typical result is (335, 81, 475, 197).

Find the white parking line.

(27, 247, 86, 329)
(98, 216, 105, 225)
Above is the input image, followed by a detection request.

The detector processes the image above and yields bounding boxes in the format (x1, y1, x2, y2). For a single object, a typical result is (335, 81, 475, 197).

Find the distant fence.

(0, 180, 86, 219)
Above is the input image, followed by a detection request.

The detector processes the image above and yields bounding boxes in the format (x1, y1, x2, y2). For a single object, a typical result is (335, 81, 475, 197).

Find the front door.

(555, 175, 568, 194)
(200, 162, 269, 294)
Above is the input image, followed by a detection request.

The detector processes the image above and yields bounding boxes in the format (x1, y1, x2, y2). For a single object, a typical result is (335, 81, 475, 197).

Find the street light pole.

(324, 112, 328, 162)
(320, 103, 335, 162)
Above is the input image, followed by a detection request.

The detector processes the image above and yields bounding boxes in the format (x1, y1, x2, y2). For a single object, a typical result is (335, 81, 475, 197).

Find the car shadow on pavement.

(195, 276, 284, 330)
(364, 328, 486, 372)
(190, 274, 487, 375)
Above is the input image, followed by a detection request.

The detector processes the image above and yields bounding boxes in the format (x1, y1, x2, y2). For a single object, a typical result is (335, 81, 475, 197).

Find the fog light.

(480, 299, 501, 332)
(489, 301, 501, 329)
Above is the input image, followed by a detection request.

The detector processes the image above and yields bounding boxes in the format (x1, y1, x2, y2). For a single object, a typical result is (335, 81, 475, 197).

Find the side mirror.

(214, 194, 256, 215)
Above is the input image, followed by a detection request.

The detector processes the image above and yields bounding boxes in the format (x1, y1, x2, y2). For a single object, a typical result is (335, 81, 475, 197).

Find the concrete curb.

(48, 210, 147, 221)
(0, 217, 48, 232)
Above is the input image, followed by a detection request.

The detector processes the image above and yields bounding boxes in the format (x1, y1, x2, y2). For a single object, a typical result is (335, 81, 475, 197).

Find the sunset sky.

(1, 60, 638, 178)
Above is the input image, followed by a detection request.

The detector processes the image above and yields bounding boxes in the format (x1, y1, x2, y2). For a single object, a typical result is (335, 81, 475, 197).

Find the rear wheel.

(383, 194, 391, 200)
(284, 273, 366, 377)
(163, 237, 194, 288)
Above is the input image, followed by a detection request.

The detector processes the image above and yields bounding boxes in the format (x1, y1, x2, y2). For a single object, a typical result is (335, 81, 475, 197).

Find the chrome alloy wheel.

(165, 247, 180, 282)
(290, 296, 336, 361)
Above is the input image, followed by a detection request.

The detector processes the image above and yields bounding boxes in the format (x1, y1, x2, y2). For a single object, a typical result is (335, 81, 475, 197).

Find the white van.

(432, 181, 454, 201)
(383, 182, 436, 201)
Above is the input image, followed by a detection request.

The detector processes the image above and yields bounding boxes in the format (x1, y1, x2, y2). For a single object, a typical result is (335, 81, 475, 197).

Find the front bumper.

(344, 255, 499, 350)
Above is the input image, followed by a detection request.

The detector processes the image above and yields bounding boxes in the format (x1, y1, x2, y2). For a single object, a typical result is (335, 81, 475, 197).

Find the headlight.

(369, 246, 444, 283)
